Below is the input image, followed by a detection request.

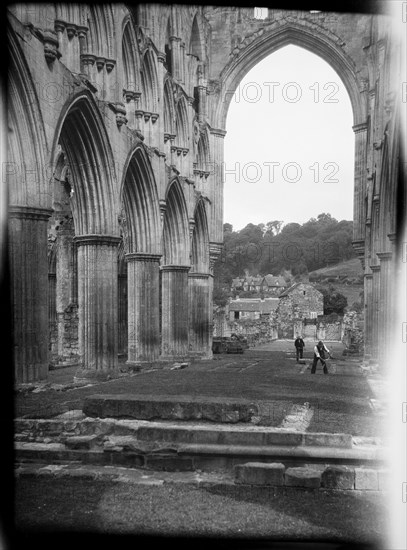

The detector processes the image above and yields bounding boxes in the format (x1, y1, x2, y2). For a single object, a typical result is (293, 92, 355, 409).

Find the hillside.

(309, 258, 364, 311)
(309, 258, 363, 281)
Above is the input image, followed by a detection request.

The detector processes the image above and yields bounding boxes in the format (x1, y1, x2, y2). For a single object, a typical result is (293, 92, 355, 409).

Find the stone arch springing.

(191, 199, 210, 272)
(122, 21, 140, 94)
(121, 146, 161, 254)
(8, 27, 49, 207)
(162, 178, 190, 265)
(54, 93, 118, 236)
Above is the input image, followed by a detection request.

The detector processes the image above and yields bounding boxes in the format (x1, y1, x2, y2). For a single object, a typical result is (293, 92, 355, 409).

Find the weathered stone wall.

(342, 311, 364, 348)
(228, 315, 278, 346)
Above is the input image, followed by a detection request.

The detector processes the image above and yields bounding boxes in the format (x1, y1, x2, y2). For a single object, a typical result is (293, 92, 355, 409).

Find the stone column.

(170, 36, 181, 80)
(117, 273, 127, 356)
(377, 252, 393, 371)
(56, 226, 77, 363)
(188, 272, 212, 359)
(9, 206, 52, 383)
(74, 235, 120, 379)
(209, 128, 226, 244)
(370, 264, 381, 364)
(126, 253, 161, 365)
(363, 273, 373, 358)
(160, 265, 190, 359)
(352, 122, 368, 250)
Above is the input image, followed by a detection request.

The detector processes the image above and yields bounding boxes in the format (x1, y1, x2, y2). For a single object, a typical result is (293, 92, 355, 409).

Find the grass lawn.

(14, 476, 388, 545)
(15, 347, 384, 437)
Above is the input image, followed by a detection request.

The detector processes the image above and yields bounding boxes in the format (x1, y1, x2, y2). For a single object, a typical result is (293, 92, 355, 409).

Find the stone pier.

(188, 272, 213, 359)
(75, 235, 120, 379)
(56, 225, 78, 363)
(126, 253, 161, 365)
(370, 265, 381, 363)
(160, 265, 190, 360)
(9, 206, 52, 383)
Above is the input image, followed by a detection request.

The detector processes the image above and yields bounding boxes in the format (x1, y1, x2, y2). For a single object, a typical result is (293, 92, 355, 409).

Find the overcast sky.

(223, 44, 354, 231)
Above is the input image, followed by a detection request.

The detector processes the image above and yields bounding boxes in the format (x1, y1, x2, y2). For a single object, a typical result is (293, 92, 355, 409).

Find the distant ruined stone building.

(7, 4, 405, 383)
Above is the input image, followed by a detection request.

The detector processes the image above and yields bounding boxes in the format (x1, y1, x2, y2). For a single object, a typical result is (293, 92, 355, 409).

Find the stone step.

(15, 417, 353, 448)
(82, 394, 259, 423)
(135, 425, 353, 448)
(234, 462, 389, 491)
(15, 437, 386, 473)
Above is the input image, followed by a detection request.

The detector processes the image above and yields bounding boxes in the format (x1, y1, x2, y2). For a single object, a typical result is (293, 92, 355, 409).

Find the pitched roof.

(229, 298, 279, 313)
(279, 282, 322, 298)
(262, 274, 286, 287)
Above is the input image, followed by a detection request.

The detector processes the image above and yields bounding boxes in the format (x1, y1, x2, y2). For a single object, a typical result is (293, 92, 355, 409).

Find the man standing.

(311, 340, 331, 374)
(294, 335, 305, 362)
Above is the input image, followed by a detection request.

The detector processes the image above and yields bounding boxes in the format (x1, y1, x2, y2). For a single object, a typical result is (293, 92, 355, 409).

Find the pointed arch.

(162, 178, 190, 265)
(86, 5, 116, 59)
(191, 198, 210, 272)
(122, 21, 140, 93)
(189, 14, 204, 61)
(217, 20, 365, 128)
(175, 95, 189, 148)
(52, 92, 118, 235)
(163, 78, 175, 134)
(140, 50, 159, 112)
(196, 126, 211, 172)
(120, 146, 161, 254)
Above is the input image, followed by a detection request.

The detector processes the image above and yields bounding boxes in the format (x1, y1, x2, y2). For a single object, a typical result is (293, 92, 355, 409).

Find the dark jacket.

(294, 338, 305, 349)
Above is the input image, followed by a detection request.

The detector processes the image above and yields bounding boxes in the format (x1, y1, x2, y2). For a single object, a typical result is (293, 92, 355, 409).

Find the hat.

(318, 341, 323, 345)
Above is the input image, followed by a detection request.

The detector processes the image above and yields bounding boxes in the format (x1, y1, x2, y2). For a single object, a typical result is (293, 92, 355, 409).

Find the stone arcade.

(7, 4, 405, 383)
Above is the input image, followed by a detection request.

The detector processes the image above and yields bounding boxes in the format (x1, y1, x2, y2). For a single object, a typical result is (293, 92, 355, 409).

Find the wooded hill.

(214, 214, 360, 309)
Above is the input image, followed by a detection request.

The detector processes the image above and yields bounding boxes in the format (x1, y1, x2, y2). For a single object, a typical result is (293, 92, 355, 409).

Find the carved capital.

(125, 252, 162, 263)
(160, 265, 191, 274)
(80, 53, 96, 66)
(43, 30, 60, 63)
(105, 59, 116, 72)
(66, 24, 77, 39)
(96, 57, 105, 71)
(9, 205, 53, 221)
(74, 234, 121, 247)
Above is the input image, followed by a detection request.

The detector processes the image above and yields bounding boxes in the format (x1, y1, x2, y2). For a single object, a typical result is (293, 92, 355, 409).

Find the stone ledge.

(83, 395, 259, 423)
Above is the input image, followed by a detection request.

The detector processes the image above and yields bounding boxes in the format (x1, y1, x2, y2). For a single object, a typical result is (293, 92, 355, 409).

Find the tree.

(317, 284, 348, 315)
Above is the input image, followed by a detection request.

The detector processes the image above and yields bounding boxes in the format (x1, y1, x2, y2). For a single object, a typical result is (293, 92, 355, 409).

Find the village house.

(228, 297, 279, 320)
(231, 273, 287, 295)
(260, 275, 287, 296)
(275, 283, 324, 339)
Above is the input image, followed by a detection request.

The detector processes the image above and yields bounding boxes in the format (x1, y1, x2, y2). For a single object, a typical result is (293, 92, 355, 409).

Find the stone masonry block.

(285, 467, 321, 488)
(235, 462, 285, 486)
(321, 466, 355, 490)
(354, 468, 378, 490)
(303, 433, 353, 448)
